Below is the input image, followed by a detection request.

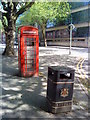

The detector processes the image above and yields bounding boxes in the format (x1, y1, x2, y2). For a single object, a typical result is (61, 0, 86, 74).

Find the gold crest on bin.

(61, 88, 69, 97)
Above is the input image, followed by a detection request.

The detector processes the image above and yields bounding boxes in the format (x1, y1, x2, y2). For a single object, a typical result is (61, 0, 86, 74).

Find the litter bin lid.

(49, 66, 75, 72)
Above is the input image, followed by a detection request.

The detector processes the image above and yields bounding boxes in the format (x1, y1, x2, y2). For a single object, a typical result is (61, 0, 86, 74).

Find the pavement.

(0, 44, 89, 119)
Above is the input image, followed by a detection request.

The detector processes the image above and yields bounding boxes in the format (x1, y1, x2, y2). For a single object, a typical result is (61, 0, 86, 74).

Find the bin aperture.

(18, 26, 39, 77)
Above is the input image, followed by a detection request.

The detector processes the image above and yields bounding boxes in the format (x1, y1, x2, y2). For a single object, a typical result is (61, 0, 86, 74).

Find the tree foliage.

(20, 1, 70, 46)
(55, 2, 70, 26)
(0, 20, 3, 30)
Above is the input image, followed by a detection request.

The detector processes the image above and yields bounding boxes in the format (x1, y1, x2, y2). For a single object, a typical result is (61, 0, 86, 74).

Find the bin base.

(47, 97, 72, 114)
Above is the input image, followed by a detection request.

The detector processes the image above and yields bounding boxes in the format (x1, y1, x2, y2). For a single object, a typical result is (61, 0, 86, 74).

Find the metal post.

(69, 25, 72, 55)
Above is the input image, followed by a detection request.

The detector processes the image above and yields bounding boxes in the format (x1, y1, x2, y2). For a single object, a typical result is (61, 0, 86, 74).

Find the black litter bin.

(47, 66, 75, 113)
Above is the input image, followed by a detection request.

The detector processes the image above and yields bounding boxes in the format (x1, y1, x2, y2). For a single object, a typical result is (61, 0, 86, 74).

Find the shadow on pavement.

(2, 56, 50, 118)
(1, 49, 89, 118)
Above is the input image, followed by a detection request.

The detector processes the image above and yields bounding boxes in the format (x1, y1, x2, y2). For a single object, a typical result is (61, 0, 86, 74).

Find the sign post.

(68, 23, 75, 55)
(69, 25, 72, 55)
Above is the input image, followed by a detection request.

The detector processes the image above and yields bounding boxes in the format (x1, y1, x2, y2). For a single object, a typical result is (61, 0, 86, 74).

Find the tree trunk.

(42, 27, 47, 47)
(2, 19, 16, 56)
(1, 2, 35, 56)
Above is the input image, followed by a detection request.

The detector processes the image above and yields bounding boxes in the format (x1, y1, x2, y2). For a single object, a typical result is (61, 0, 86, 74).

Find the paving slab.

(0, 46, 89, 119)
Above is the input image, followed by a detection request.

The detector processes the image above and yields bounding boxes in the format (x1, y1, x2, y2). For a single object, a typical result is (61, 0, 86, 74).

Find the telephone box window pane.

(25, 38, 36, 46)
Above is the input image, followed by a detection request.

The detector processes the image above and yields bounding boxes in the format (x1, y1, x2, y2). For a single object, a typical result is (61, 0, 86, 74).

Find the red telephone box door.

(18, 26, 39, 77)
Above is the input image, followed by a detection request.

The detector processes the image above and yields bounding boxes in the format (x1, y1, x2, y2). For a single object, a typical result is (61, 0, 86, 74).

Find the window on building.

(72, 9, 89, 24)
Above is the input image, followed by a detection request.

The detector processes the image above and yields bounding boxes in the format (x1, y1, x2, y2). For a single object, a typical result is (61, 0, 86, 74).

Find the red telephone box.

(18, 26, 39, 77)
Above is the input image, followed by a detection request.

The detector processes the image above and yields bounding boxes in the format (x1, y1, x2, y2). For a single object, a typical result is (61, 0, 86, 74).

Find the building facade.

(40, 2, 90, 47)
